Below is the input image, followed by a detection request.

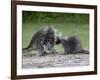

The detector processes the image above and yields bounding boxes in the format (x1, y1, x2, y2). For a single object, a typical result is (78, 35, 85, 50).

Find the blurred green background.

(22, 11, 89, 53)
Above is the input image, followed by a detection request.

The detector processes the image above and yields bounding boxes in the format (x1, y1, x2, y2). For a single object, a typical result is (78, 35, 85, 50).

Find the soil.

(22, 52, 89, 69)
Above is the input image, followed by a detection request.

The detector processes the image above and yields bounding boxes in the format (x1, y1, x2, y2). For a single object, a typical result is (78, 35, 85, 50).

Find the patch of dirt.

(22, 52, 89, 69)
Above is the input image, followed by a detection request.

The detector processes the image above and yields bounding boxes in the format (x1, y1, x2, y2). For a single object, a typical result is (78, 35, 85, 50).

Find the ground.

(22, 52, 89, 69)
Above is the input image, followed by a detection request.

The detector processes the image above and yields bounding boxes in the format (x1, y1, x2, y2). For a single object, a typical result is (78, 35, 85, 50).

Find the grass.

(22, 22, 89, 53)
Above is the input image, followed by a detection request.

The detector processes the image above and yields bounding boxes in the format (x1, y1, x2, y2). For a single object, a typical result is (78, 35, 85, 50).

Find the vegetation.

(22, 11, 89, 53)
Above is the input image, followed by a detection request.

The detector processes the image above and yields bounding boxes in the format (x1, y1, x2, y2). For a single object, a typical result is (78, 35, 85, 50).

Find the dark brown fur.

(56, 36, 89, 54)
